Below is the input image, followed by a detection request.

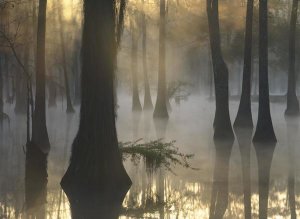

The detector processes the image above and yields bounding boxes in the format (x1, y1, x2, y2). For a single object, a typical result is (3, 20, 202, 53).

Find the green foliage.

(119, 139, 196, 173)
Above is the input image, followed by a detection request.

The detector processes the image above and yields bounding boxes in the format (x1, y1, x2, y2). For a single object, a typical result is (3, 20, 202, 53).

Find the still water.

(0, 94, 299, 218)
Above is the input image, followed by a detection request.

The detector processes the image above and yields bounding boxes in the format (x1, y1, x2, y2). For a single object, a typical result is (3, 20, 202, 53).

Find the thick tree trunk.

(131, 20, 142, 112)
(285, 0, 299, 115)
(61, 0, 131, 194)
(57, 1, 75, 113)
(207, 0, 234, 140)
(253, 0, 276, 143)
(25, 143, 48, 219)
(32, 0, 50, 153)
(234, 0, 254, 128)
(153, 0, 169, 118)
(142, 0, 153, 111)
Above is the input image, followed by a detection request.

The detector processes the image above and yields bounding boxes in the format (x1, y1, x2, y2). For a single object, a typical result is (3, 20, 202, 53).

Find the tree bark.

(234, 0, 254, 127)
(61, 0, 131, 193)
(285, 0, 299, 115)
(153, 0, 169, 118)
(253, 0, 276, 143)
(32, 0, 50, 153)
(207, 0, 234, 140)
(142, 0, 153, 111)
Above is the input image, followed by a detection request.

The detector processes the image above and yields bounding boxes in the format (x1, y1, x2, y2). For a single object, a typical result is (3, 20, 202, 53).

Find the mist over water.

(1, 0, 300, 218)
(1, 92, 299, 218)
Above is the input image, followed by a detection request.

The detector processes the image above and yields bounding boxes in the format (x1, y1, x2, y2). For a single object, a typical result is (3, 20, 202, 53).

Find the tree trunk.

(32, 0, 50, 153)
(207, 0, 234, 140)
(253, 0, 276, 143)
(131, 19, 142, 112)
(25, 143, 48, 219)
(142, 0, 153, 111)
(153, 0, 169, 118)
(285, 0, 299, 115)
(57, 1, 75, 113)
(61, 0, 131, 194)
(234, 0, 254, 127)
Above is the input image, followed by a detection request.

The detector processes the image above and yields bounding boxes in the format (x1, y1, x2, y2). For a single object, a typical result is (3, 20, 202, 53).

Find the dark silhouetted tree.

(25, 142, 48, 218)
(234, 0, 254, 128)
(153, 0, 168, 118)
(285, 0, 299, 115)
(253, 0, 276, 143)
(31, 0, 50, 153)
(61, 0, 131, 194)
(207, 0, 234, 140)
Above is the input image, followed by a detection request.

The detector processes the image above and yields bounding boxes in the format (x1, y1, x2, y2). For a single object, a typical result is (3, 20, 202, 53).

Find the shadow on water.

(209, 138, 234, 219)
(285, 115, 298, 219)
(234, 127, 253, 219)
(25, 143, 48, 218)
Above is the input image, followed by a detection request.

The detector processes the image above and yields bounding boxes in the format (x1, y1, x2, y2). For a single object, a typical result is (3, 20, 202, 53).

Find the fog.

(1, 0, 300, 218)
(0, 93, 299, 218)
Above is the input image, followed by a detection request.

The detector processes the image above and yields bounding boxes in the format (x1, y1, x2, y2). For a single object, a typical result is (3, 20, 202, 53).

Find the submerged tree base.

(253, 126, 277, 143)
(25, 141, 48, 213)
(61, 136, 132, 197)
(285, 102, 300, 116)
(233, 111, 253, 128)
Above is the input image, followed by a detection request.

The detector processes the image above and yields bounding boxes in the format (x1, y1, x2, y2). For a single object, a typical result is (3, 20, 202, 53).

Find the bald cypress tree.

(153, 0, 168, 118)
(142, 0, 153, 111)
(207, 0, 234, 140)
(61, 0, 131, 193)
(285, 0, 299, 116)
(31, 0, 50, 153)
(253, 0, 276, 143)
(234, 0, 254, 128)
